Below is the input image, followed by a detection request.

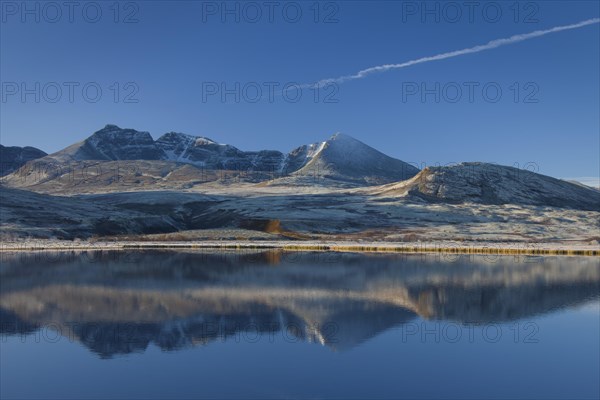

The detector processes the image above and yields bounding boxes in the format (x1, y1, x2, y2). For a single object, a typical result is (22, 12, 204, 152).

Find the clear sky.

(1, 0, 598, 179)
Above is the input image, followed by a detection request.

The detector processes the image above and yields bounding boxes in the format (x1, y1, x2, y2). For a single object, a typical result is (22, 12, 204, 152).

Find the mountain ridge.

(22, 124, 420, 186)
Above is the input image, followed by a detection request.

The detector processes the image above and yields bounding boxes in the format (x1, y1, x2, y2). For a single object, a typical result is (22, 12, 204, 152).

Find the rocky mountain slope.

(0, 144, 47, 176)
(156, 131, 285, 172)
(276, 133, 420, 186)
(374, 162, 600, 211)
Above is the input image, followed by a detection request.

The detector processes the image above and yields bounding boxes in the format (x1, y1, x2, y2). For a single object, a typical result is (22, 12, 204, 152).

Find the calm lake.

(1, 250, 598, 399)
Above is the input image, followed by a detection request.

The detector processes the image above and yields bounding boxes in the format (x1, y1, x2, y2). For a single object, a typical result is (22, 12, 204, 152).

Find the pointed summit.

(284, 133, 420, 186)
(328, 132, 356, 141)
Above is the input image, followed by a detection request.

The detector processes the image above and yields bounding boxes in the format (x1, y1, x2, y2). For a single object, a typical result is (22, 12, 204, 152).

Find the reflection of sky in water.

(0, 251, 598, 399)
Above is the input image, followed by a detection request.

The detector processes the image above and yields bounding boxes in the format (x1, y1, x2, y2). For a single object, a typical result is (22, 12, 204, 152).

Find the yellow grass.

(1, 241, 597, 256)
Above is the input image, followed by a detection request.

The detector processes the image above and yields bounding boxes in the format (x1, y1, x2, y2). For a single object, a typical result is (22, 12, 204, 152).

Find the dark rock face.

(155, 132, 286, 172)
(395, 162, 600, 211)
(0, 145, 47, 176)
(282, 144, 313, 173)
(75, 125, 166, 161)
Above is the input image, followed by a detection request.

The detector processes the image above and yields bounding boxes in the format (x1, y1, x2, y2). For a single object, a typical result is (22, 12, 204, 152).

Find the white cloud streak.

(301, 18, 599, 89)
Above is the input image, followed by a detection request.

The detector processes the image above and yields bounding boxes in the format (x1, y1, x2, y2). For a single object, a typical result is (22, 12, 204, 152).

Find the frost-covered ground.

(1, 182, 598, 252)
(2, 152, 598, 251)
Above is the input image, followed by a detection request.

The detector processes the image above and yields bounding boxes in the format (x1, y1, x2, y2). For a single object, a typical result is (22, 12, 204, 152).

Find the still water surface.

(1, 250, 598, 399)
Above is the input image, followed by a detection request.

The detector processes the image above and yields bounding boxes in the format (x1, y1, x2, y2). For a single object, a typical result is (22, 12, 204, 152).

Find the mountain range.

(31, 124, 420, 186)
(1, 124, 599, 242)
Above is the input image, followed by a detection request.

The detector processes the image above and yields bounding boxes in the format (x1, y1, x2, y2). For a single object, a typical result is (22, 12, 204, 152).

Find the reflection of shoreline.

(1, 251, 599, 357)
(1, 240, 599, 256)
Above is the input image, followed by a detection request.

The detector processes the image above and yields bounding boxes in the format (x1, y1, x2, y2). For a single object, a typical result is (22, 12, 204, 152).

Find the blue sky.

(1, 1, 598, 179)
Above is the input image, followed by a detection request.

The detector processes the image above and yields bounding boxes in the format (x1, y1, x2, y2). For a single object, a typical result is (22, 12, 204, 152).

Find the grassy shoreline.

(1, 240, 598, 256)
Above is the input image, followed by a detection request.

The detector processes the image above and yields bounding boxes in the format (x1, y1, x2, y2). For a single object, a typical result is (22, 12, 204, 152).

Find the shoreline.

(1, 240, 598, 256)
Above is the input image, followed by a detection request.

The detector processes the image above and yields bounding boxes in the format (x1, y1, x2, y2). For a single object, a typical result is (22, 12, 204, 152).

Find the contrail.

(299, 18, 599, 89)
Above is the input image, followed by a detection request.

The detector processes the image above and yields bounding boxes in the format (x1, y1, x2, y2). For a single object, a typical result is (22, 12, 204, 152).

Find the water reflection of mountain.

(1, 251, 598, 357)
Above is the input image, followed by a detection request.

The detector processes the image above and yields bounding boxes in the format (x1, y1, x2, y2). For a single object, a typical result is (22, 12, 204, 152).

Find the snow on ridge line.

(195, 137, 217, 146)
(306, 141, 327, 160)
(157, 132, 219, 146)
